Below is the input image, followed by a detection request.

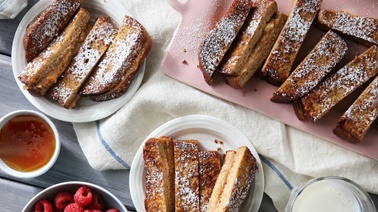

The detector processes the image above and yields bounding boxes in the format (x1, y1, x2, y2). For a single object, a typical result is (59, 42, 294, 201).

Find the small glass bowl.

(286, 176, 376, 212)
(0, 0, 27, 19)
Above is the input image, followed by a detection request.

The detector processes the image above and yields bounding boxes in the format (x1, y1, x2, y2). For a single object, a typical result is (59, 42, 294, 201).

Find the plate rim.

(129, 114, 265, 212)
(11, 0, 145, 123)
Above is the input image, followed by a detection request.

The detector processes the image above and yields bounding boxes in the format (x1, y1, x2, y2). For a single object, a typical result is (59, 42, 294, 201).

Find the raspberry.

(34, 199, 53, 212)
(106, 209, 120, 212)
(64, 203, 84, 212)
(74, 186, 93, 207)
(54, 191, 74, 210)
(84, 210, 102, 212)
(87, 192, 104, 210)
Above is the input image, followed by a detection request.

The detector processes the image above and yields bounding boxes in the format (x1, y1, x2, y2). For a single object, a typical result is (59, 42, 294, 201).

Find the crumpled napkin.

(73, 0, 378, 210)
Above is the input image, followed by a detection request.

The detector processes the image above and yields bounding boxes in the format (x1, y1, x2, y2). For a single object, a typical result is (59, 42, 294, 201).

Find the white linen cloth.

(73, 0, 378, 211)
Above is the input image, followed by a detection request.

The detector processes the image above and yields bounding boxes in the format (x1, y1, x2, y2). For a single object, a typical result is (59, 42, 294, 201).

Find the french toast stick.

(225, 12, 287, 89)
(293, 45, 378, 123)
(48, 17, 118, 108)
(81, 16, 151, 95)
(317, 9, 378, 46)
(218, 0, 277, 76)
(143, 137, 175, 212)
(272, 30, 347, 103)
(261, 0, 322, 86)
(199, 150, 222, 212)
(23, 0, 83, 62)
(174, 140, 200, 212)
(18, 8, 91, 96)
(198, 0, 254, 85)
(334, 76, 378, 144)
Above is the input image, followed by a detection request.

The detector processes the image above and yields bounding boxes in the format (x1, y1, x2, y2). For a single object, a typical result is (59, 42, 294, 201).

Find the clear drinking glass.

(0, 0, 27, 19)
(286, 176, 376, 212)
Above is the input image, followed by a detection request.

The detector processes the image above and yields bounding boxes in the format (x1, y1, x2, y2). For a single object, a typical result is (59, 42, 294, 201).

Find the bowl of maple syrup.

(0, 110, 60, 178)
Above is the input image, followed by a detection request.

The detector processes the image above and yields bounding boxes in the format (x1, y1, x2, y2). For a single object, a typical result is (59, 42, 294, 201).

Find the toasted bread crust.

(18, 8, 91, 96)
(143, 137, 175, 212)
(48, 17, 118, 108)
(198, 0, 254, 85)
(261, 0, 322, 86)
(317, 9, 378, 46)
(294, 45, 378, 123)
(334, 76, 378, 143)
(218, 0, 277, 76)
(226, 12, 287, 89)
(23, 0, 82, 62)
(271, 30, 347, 103)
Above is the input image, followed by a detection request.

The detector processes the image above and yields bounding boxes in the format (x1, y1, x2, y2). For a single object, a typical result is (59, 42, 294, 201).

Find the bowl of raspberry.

(22, 181, 128, 212)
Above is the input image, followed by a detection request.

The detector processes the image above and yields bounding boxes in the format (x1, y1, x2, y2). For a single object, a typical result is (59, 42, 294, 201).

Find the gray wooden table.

(0, 1, 377, 212)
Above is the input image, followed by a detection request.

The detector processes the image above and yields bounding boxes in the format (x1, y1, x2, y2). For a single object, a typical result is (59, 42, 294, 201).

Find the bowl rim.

(0, 109, 61, 178)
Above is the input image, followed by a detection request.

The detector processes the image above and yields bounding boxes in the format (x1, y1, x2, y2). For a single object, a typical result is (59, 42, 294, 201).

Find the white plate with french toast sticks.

(161, 0, 378, 160)
(12, 0, 151, 122)
(130, 115, 264, 212)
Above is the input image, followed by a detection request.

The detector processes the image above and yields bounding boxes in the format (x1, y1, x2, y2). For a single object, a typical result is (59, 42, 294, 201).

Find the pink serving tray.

(161, 0, 378, 160)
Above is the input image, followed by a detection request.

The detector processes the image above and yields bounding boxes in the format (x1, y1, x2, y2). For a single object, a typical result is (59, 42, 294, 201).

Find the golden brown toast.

(317, 9, 378, 46)
(23, 0, 82, 62)
(218, 0, 277, 76)
(334, 76, 378, 144)
(225, 12, 287, 89)
(48, 17, 118, 108)
(293, 45, 378, 123)
(198, 150, 222, 212)
(143, 137, 175, 212)
(18, 8, 91, 96)
(272, 30, 348, 103)
(198, 0, 254, 85)
(261, 0, 322, 86)
(174, 140, 200, 212)
(81, 15, 151, 95)
(206, 146, 257, 212)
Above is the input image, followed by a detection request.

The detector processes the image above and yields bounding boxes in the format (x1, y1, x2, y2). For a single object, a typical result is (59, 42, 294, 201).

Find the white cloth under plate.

(73, 0, 378, 211)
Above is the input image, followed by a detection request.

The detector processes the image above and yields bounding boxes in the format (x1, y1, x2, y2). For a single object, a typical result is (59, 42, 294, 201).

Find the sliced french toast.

(18, 8, 91, 96)
(174, 140, 200, 212)
(143, 137, 175, 212)
(81, 15, 151, 95)
(199, 150, 222, 212)
(225, 12, 287, 89)
(48, 16, 118, 108)
(23, 0, 83, 62)
(317, 9, 378, 46)
(261, 0, 322, 86)
(198, 0, 254, 85)
(293, 45, 378, 123)
(272, 30, 347, 103)
(334, 76, 378, 144)
(218, 0, 277, 76)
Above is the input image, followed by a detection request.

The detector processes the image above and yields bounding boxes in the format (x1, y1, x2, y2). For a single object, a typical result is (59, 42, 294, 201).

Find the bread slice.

(271, 30, 348, 103)
(218, 0, 277, 76)
(143, 137, 175, 212)
(23, 0, 83, 62)
(198, 150, 222, 212)
(174, 140, 200, 212)
(261, 0, 322, 86)
(334, 76, 378, 143)
(293, 45, 378, 123)
(225, 12, 287, 88)
(81, 15, 152, 95)
(206, 146, 258, 212)
(317, 9, 378, 46)
(47, 17, 118, 108)
(18, 8, 91, 96)
(198, 0, 254, 85)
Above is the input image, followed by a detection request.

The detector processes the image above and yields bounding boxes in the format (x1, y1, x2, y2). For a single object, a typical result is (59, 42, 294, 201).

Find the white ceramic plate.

(11, 0, 145, 123)
(129, 115, 264, 212)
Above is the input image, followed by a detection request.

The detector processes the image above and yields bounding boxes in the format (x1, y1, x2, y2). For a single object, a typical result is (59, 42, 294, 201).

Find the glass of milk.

(286, 176, 376, 212)
(0, 0, 27, 19)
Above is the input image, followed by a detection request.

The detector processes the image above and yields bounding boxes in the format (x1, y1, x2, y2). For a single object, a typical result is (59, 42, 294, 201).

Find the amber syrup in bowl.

(0, 110, 60, 178)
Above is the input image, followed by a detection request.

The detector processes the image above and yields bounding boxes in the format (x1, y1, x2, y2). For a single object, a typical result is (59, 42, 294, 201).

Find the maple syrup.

(0, 114, 56, 172)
